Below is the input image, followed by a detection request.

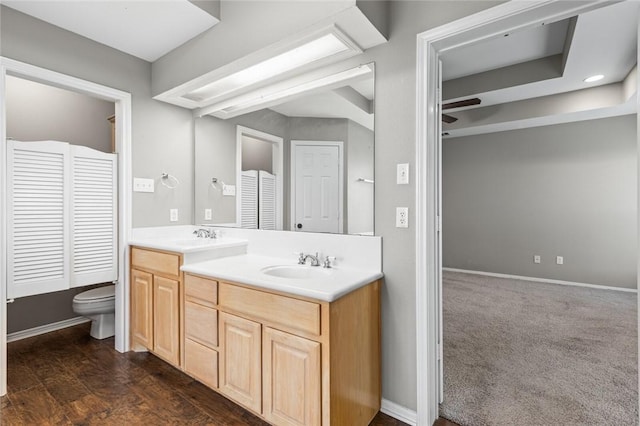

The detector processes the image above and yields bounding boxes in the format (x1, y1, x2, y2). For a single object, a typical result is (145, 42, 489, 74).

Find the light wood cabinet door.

(263, 327, 321, 426)
(219, 312, 262, 413)
(131, 269, 153, 350)
(153, 276, 180, 365)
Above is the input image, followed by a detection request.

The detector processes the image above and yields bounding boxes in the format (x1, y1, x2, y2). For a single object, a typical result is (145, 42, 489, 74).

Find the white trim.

(7, 317, 91, 343)
(443, 268, 638, 294)
(415, 2, 622, 424)
(0, 56, 132, 397)
(380, 399, 417, 426)
(235, 126, 284, 230)
(290, 140, 344, 233)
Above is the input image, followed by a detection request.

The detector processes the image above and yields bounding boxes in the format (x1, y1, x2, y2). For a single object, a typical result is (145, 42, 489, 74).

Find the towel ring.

(161, 173, 179, 189)
(210, 177, 226, 190)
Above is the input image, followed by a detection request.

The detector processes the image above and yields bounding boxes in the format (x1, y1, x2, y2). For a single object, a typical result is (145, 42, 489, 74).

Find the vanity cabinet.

(182, 273, 381, 426)
(130, 247, 183, 367)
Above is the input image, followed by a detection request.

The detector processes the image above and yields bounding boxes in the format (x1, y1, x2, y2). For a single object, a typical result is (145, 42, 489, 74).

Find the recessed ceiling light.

(584, 74, 604, 83)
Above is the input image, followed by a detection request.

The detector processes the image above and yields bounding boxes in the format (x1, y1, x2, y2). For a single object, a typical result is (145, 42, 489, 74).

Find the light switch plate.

(223, 184, 236, 196)
(397, 163, 409, 185)
(133, 177, 154, 193)
(204, 209, 212, 220)
(170, 209, 178, 222)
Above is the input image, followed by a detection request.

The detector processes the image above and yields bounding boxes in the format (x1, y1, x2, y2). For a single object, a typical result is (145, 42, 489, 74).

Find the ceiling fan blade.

(442, 98, 481, 110)
(442, 113, 458, 124)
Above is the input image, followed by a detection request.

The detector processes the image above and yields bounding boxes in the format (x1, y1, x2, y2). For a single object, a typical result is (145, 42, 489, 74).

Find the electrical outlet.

(170, 209, 178, 222)
(396, 207, 409, 228)
(204, 209, 212, 220)
(397, 163, 409, 185)
(133, 177, 154, 193)
(556, 256, 564, 265)
(534, 255, 541, 264)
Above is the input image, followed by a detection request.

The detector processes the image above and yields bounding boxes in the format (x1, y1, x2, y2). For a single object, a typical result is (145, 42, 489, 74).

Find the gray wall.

(443, 115, 637, 289)
(5, 75, 114, 334)
(194, 109, 289, 225)
(347, 120, 374, 234)
(1, 5, 195, 228)
(242, 136, 273, 174)
(6, 75, 114, 151)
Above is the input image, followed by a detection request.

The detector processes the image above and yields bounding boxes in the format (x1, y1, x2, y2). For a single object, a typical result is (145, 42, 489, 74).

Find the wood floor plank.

(6, 361, 40, 393)
(42, 372, 92, 405)
(62, 394, 112, 424)
(8, 383, 71, 425)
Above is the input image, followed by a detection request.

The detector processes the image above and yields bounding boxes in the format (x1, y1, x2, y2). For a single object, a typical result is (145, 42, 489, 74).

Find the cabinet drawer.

(185, 274, 218, 307)
(131, 247, 180, 277)
(185, 301, 218, 348)
(219, 282, 321, 336)
(184, 339, 218, 389)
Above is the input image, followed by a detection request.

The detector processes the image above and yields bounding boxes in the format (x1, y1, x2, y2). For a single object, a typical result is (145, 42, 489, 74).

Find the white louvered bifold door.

(7, 140, 70, 299)
(70, 146, 117, 288)
(258, 170, 276, 230)
(241, 170, 258, 229)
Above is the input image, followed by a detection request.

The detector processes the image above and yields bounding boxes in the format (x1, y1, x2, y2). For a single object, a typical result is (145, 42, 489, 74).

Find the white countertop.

(181, 254, 383, 302)
(128, 236, 248, 254)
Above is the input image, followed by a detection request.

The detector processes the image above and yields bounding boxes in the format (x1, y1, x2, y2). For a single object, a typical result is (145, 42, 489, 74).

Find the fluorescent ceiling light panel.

(198, 64, 373, 118)
(584, 74, 604, 83)
(185, 33, 351, 102)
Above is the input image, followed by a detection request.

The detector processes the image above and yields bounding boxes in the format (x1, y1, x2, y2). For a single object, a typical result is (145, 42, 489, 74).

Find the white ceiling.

(269, 75, 374, 130)
(1, 0, 219, 62)
(440, 1, 639, 138)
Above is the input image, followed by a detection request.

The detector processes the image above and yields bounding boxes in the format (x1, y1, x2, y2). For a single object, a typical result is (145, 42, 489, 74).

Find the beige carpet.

(439, 271, 638, 426)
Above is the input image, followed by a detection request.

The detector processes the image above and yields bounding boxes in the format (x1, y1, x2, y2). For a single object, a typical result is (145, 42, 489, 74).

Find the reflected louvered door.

(70, 146, 117, 287)
(241, 170, 258, 229)
(258, 170, 276, 230)
(7, 141, 70, 299)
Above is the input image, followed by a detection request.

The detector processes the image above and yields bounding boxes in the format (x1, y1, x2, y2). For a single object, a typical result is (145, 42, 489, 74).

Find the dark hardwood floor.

(1, 324, 426, 425)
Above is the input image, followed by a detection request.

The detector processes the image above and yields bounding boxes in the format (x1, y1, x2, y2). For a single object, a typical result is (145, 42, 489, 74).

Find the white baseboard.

(7, 317, 91, 343)
(381, 398, 417, 425)
(443, 268, 637, 293)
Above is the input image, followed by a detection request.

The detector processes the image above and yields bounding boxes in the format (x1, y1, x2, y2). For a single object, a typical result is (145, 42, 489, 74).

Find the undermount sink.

(261, 265, 332, 279)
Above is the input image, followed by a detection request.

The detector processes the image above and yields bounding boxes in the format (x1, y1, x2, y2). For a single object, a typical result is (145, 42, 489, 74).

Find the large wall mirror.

(194, 63, 375, 235)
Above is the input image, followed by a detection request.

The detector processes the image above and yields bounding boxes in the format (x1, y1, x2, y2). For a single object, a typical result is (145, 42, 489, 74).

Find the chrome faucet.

(193, 228, 219, 239)
(298, 252, 320, 267)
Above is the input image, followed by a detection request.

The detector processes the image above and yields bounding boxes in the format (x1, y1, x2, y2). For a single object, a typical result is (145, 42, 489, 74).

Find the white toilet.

(72, 285, 116, 339)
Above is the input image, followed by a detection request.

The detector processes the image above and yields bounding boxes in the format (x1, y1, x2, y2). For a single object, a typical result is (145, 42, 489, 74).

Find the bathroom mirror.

(194, 63, 374, 235)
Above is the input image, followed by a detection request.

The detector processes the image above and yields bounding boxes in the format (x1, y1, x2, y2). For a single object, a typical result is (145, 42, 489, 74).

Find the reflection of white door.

(292, 141, 343, 233)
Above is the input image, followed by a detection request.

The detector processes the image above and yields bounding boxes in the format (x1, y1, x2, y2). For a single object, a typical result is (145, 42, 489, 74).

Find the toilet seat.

(73, 285, 115, 303)
(73, 285, 116, 317)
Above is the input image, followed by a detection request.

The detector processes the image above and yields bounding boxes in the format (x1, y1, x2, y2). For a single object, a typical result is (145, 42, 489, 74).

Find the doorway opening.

(0, 57, 132, 396)
(415, 1, 640, 424)
(235, 126, 283, 230)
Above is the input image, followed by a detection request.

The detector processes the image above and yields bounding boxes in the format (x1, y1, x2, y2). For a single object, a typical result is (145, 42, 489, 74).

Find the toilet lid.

(74, 285, 116, 302)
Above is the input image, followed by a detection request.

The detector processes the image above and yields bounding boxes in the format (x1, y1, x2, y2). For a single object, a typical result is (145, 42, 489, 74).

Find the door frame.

(236, 125, 284, 230)
(0, 57, 132, 396)
(290, 140, 344, 233)
(414, 1, 633, 424)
